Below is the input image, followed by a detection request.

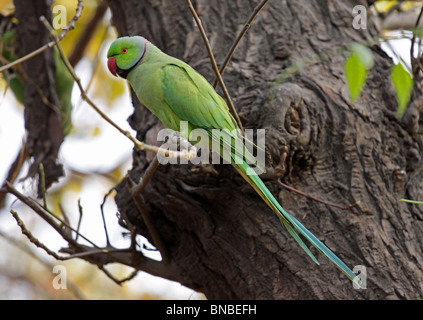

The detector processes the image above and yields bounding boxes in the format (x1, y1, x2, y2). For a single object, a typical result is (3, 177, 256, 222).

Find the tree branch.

(9, 209, 66, 260)
(5, 179, 185, 287)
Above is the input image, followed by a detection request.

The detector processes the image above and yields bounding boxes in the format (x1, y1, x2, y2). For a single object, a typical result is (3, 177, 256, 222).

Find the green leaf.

(344, 43, 374, 102)
(390, 63, 413, 118)
(345, 52, 368, 102)
(349, 43, 374, 69)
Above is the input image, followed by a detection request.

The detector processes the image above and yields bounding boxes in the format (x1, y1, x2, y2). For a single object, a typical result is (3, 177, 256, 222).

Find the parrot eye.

(121, 48, 128, 54)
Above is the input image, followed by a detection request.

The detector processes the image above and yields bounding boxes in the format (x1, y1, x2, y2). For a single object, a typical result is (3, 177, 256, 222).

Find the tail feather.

(232, 153, 358, 282)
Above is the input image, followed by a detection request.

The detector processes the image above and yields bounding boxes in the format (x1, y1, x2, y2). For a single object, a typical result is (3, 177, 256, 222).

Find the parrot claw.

(160, 131, 198, 161)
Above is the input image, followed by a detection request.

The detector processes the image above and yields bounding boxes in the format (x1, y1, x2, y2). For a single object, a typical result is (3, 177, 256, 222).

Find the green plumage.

(107, 36, 358, 284)
(131, 45, 237, 135)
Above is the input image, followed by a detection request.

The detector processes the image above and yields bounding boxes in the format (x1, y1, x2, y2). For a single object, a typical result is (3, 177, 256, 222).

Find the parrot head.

(107, 36, 148, 78)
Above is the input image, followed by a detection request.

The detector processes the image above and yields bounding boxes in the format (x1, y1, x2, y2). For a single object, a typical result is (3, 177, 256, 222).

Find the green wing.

(161, 62, 264, 171)
(161, 63, 237, 132)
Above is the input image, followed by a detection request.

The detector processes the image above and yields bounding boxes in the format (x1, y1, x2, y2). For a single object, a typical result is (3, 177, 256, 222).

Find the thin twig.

(5, 182, 182, 284)
(0, 0, 84, 73)
(0, 229, 52, 265)
(185, 0, 245, 135)
(400, 198, 423, 205)
(126, 156, 163, 262)
(58, 203, 73, 239)
(9, 180, 183, 284)
(99, 265, 125, 285)
(277, 179, 360, 211)
(63, 248, 126, 259)
(10, 210, 66, 260)
(100, 189, 115, 246)
(6, 180, 142, 284)
(116, 268, 139, 284)
(4, 181, 98, 249)
(75, 198, 83, 241)
(212, 0, 269, 88)
(0, 42, 54, 73)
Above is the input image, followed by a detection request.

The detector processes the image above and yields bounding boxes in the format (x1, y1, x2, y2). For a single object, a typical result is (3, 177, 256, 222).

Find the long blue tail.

(232, 154, 358, 283)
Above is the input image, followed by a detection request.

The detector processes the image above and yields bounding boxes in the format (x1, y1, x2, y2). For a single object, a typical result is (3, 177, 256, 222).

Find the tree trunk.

(15, 0, 64, 191)
(108, 0, 423, 299)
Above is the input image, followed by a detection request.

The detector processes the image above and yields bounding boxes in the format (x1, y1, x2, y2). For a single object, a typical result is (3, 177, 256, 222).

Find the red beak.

(107, 57, 117, 76)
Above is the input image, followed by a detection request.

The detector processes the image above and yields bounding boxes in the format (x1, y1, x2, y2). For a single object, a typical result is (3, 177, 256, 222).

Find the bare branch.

(60, 244, 184, 284)
(75, 199, 83, 241)
(9, 209, 66, 260)
(100, 189, 115, 246)
(5, 178, 183, 286)
(277, 179, 360, 211)
(3, 181, 98, 249)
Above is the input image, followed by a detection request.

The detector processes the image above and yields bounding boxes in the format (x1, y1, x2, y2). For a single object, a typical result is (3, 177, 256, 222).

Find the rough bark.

(107, 0, 423, 299)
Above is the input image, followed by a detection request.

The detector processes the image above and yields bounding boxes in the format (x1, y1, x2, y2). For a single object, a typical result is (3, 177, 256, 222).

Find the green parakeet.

(107, 36, 358, 283)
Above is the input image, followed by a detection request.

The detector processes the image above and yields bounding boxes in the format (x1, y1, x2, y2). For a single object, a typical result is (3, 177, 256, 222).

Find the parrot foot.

(158, 131, 197, 162)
